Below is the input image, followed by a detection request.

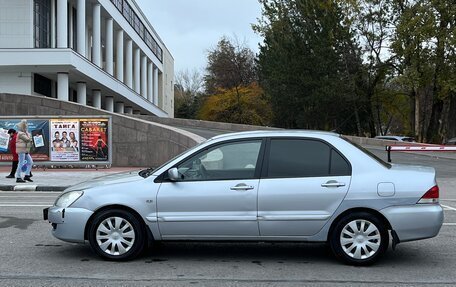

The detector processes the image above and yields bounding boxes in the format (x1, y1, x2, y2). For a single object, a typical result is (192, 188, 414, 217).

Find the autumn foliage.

(198, 83, 272, 126)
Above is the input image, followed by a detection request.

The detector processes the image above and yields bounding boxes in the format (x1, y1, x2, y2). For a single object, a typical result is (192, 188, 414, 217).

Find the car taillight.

(417, 185, 439, 204)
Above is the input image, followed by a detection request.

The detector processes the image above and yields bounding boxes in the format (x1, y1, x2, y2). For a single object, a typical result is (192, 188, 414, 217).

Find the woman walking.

(15, 120, 33, 183)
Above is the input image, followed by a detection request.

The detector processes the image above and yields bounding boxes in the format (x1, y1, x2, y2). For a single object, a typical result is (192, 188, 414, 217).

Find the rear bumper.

(381, 204, 443, 242)
(45, 206, 93, 243)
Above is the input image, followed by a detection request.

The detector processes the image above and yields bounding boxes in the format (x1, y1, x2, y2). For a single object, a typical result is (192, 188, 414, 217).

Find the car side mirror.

(168, 168, 180, 181)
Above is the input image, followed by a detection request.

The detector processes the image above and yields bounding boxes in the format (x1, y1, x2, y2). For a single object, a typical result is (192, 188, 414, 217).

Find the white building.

(0, 0, 174, 117)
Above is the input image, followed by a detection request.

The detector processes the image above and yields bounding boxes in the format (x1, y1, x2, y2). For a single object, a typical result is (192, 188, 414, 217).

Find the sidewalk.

(0, 166, 143, 191)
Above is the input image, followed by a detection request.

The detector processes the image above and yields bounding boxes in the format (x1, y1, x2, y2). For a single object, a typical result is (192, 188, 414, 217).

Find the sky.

(136, 0, 263, 74)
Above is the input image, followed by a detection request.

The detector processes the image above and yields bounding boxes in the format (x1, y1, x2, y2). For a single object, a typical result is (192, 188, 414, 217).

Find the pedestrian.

(5, 129, 18, 178)
(15, 120, 34, 183)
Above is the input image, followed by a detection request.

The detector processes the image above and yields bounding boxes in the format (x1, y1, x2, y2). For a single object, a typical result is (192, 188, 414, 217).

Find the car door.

(156, 139, 265, 239)
(258, 138, 351, 237)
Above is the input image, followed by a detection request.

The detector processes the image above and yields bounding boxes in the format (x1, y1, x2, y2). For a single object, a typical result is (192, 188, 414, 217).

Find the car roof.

(209, 130, 340, 141)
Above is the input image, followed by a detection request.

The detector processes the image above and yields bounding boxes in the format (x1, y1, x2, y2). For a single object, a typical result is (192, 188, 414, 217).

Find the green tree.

(391, 0, 456, 143)
(255, 0, 367, 134)
(204, 37, 257, 94)
(202, 37, 267, 124)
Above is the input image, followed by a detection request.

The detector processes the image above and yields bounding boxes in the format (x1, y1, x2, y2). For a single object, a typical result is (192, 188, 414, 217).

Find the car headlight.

(54, 191, 84, 208)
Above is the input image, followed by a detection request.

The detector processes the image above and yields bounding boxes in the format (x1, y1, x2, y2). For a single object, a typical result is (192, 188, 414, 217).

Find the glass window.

(122, 2, 131, 22)
(176, 140, 263, 181)
(267, 139, 331, 178)
(34, 74, 52, 97)
(34, 0, 51, 48)
(330, 149, 350, 176)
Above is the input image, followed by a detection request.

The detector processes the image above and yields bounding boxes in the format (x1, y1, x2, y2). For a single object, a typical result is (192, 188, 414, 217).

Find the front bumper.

(381, 204, 444, 242)
(44, 206, 93, 243)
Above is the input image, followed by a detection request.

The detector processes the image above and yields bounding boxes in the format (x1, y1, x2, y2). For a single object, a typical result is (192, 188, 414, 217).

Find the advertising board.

(0, 117, 111, 165)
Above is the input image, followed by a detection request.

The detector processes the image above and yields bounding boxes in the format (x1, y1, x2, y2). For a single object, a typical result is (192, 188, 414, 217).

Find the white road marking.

(441, 204, 456, 211)
(0, 192, 60, 195)
(0, 202, 53, 204)
(0, 204, 49, 207)
(0, 196, 57, 198)
(443, 223, 456, 226)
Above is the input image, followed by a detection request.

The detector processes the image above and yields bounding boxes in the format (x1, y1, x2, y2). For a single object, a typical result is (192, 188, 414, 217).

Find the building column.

(105, 96, 114, 112)
(76, 82, 86, 105)
(124, 106, 133, 114)
(92, 3, 101, 67)
(133, 48, 140, 93)
(125, 39, 133, 88)
(92, 90, 102, 109)
(57, 73, 69, 101)
(76, 0, 85, 55)
(115, 101, 124, 113)
(105, 18, 114, 75)
(57, 0, 68, 48)
(147, 61, 153, 102)
(140, 55, 147, 98)
(115, 30, 124, 81)
(153, 66, 159, 105)
(133, 110, 141, 115)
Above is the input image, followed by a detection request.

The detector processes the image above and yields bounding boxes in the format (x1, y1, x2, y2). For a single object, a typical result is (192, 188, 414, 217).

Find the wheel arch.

(84, 204, 154, 242)
(327, 207, 392, 241)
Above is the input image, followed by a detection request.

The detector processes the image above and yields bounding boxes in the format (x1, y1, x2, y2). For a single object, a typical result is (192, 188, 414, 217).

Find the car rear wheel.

(330, 212, 389, 266)
(88, 209, 146, 261)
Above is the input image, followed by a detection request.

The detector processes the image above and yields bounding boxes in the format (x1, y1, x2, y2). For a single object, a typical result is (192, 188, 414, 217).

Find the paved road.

(0, 192, 456, 286)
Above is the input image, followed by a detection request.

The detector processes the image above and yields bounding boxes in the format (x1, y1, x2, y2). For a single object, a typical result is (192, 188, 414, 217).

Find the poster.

(50, 119, 80, 162)
(0, 129, 9, 152)
(0, 120, 50, 161)
(80, 119, 109, 161)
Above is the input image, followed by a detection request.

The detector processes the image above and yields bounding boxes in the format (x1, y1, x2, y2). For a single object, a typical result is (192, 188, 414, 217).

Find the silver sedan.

(43, 131, 443, 265)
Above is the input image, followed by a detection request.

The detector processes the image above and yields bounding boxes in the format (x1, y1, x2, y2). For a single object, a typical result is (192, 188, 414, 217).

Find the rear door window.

(266, 139, 351, 178)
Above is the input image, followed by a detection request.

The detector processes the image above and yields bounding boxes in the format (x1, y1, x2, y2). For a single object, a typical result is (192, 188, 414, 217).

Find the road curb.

(0, 185, 68, 192)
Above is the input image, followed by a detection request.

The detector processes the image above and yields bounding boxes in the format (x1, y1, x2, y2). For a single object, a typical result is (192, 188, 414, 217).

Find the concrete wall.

(0, 0, 33, 48)
(0, 93, 205, 167)
(133, 115, 278, 133)
(0, 72, 32, 95)
(162, 49, 174, 117)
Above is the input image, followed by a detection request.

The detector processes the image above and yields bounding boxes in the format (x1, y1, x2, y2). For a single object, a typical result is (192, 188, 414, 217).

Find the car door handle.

(321, 180, 346, 188)
(230, 184, 254, 191)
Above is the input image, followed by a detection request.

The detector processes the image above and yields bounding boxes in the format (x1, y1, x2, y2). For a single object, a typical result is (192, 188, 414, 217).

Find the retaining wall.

(0, 94, 205, 167)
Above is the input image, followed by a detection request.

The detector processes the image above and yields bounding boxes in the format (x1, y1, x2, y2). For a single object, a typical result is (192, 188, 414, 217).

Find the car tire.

(330, 212, 389, 266)
(88, 209, 146, 261)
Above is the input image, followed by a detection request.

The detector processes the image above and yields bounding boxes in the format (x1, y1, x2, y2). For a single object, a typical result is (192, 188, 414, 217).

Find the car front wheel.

(88, 209, 146, 261)
(330, 212, 389, 266)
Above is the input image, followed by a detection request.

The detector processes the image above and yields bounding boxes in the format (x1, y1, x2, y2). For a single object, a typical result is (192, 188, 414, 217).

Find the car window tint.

(267, 139, 330, 178)
(177, 140, 262, 181)
(330, 149, 350, 176)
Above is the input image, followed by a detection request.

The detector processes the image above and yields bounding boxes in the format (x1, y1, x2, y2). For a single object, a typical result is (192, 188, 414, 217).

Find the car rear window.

(341, 136, 391, 168)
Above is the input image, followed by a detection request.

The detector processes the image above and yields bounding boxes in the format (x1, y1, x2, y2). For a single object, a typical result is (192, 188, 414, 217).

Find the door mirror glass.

(168, 168, 180, 181)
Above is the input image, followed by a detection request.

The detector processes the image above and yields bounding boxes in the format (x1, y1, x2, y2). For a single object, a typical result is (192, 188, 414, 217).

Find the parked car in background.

(375, 135, 415, 142)
(44, 130, 443, 266)
(444, 137, 456, 145)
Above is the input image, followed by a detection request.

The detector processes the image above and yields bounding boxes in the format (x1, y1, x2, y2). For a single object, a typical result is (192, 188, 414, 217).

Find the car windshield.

(341, 136, 391, 169)
(139, 140, 209, 178)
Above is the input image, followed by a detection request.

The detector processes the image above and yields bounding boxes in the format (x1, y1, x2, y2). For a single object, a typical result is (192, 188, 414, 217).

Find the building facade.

(0, 0, 174, 117)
